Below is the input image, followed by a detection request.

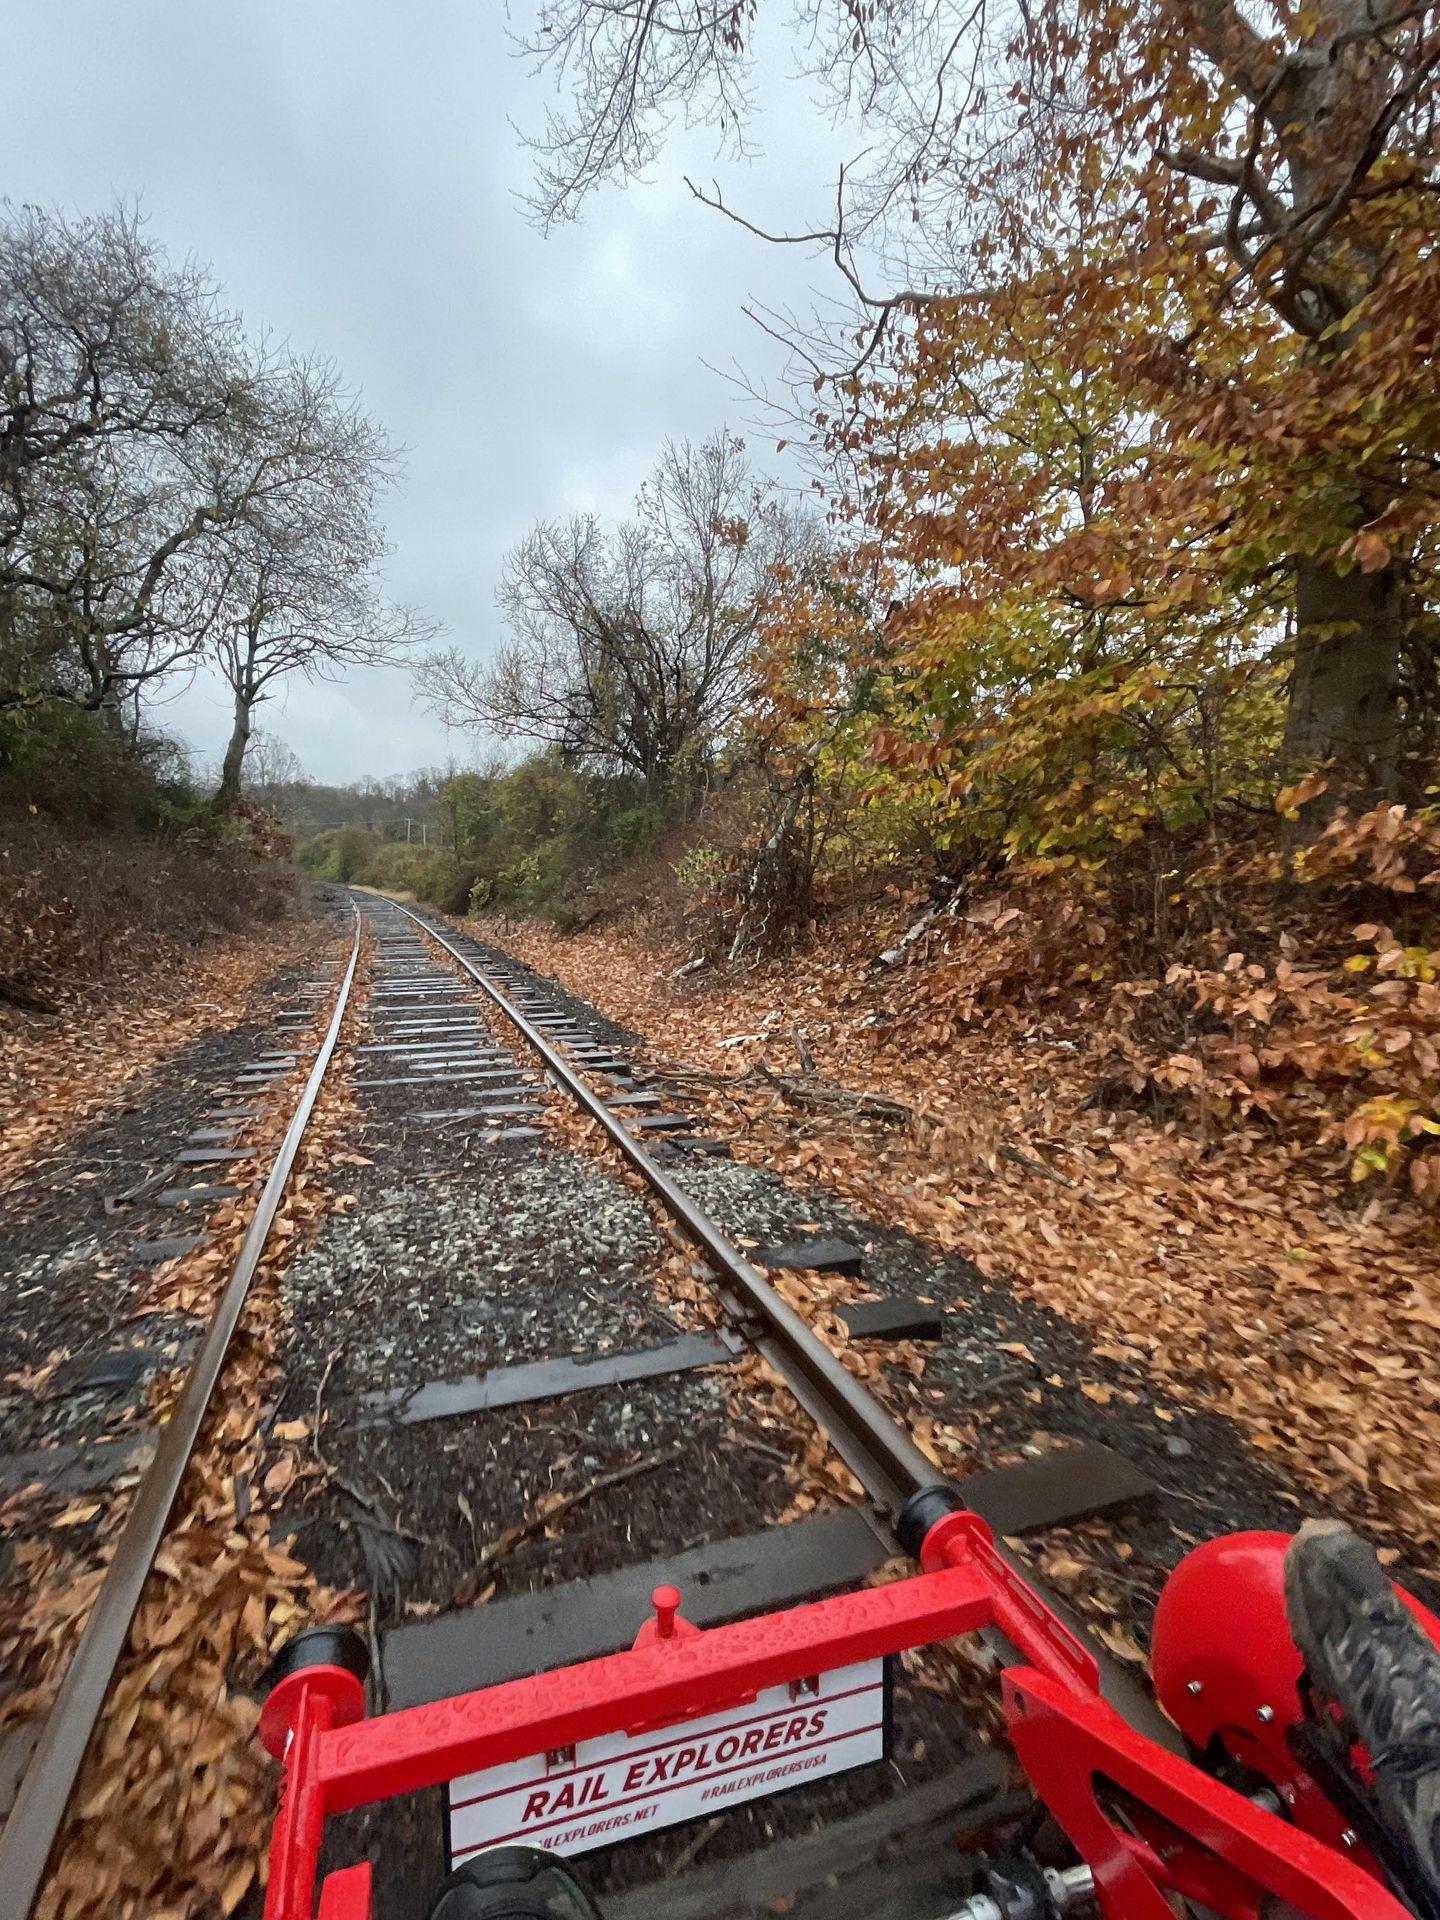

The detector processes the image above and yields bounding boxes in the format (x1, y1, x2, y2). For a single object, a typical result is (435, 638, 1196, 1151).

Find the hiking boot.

(1284, 1519, 1440, 1893)
(427, 1847, 606, 1920)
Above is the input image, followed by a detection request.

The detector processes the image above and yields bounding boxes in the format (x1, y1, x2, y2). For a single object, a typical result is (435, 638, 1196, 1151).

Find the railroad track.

(0, 889, 1171, 1920)
(0, 902, 362, 1915)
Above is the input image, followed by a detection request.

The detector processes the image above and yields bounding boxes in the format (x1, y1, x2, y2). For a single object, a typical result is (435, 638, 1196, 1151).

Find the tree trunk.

(1284, 556, 1402, 796)
(215, 692, 253, 810)
(81, 633, 128, 738)
(728, 769, 816, 962)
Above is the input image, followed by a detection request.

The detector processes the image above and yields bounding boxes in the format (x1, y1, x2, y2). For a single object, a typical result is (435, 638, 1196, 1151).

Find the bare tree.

(207, 360, 430, 807)
(416, 432, 806, 808)
(517, 0, 1440, 315)
(245, 730, 306, 798)
(514, 3, 994, 254)
(0, 204, 434, 796)
(0, 203, 254, 719)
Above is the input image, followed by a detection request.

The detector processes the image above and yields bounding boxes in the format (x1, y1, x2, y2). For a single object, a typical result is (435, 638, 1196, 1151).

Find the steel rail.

(391, 901, 953, 1518)
(0, 905, 363, 1920)
(394, 900, 1183, 1753)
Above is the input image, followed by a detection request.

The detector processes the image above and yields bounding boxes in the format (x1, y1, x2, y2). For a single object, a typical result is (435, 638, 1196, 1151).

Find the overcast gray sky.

(3, 3, 848, 784)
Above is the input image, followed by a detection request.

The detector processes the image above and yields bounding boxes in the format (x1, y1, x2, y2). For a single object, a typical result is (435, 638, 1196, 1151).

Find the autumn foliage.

(654, 0, 1437, 1197)
(409, 1, 1440, 1219)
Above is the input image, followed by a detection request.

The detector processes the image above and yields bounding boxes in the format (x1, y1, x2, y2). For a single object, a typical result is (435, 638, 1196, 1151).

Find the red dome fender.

(1152, 1529, 1440, 1850)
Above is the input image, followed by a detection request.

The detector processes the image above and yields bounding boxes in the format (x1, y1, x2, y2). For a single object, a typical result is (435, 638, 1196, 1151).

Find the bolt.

(1282, 1785, 1296, 1805)
(1257, 1704, 1275, 1723)
(652, 1584, 681, 1641)
(1187, 1680, 1203, 1695)
(1341, 1828, 1357, 1847)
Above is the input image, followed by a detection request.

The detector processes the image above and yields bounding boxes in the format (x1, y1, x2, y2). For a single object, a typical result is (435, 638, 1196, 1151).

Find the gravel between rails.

(270, 903, 992, 1916)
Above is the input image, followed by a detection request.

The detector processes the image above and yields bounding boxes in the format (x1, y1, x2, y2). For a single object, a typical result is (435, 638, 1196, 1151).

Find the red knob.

(652, 1584, 681, 1640)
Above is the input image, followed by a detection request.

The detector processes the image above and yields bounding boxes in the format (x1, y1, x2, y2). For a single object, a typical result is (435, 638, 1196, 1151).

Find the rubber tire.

(427, 1847, 605, 1920)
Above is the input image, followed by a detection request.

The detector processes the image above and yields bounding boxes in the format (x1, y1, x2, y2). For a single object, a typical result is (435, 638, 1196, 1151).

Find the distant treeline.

(294, 753, 671, 921)
(257, 769, 455, 845)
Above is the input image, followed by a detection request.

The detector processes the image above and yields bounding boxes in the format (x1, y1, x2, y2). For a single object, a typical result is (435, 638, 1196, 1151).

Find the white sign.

(446, 1658, 888, 1863)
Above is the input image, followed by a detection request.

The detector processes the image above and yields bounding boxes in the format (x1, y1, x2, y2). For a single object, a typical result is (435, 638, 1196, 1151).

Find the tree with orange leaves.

(519, 0, 1440, 796)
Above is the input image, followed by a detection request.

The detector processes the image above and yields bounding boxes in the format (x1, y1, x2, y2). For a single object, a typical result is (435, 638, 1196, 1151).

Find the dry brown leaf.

(50, 1501, 102, 1528)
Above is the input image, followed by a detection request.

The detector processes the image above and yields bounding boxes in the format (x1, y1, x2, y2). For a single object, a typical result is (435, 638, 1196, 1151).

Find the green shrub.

(296, 826, 384, 882)
(673, 841, 727, 897)
(365, 841, 430, 891)
(495, 839, 573, 917)
(411, 850, 483, 914)
(0, 701, 206, 832)
(287, 752, 691, 928)
(608, 803, 667, 858)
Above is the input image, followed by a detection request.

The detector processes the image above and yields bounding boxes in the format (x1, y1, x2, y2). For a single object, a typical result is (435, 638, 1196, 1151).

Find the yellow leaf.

(220, 1861, 254, 1915)
(53, 1500, 102, 1527)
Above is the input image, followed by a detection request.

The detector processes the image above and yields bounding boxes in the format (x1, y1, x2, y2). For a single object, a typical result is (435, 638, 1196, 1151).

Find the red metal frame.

(259, 1510, 1413, 1920)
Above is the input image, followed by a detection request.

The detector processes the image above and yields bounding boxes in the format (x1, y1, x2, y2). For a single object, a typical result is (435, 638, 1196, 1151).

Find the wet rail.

(0, 906, 362, 1920)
